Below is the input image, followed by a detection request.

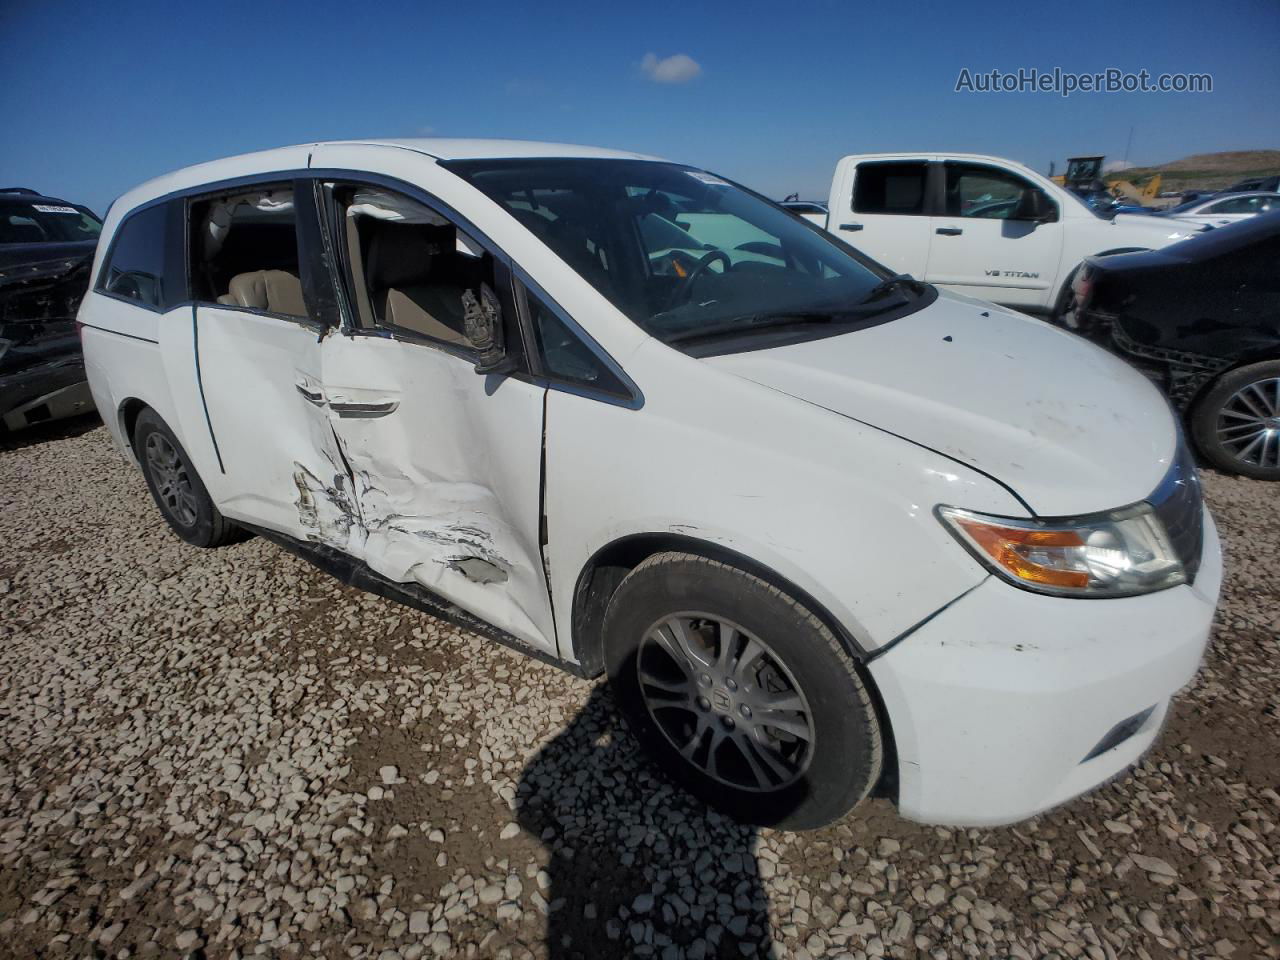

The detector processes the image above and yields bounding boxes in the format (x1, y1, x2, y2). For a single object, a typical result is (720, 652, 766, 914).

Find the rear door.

(186, 180, 355, 547)
(925, 161, 1064, 310)
(305, 161, 556, 655)
(832, 158, 933, 276)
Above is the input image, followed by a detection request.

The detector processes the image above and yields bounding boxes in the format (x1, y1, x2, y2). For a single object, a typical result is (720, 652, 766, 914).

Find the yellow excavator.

(1050, 156, 1162, 205)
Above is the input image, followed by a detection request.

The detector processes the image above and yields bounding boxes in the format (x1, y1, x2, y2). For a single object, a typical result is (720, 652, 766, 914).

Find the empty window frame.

(332, 184, 501, 353)
(189, 185, 307, 318)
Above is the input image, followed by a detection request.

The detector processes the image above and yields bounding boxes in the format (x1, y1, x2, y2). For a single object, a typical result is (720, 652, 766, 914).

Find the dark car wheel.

(133, 409, 241, 546)
(1190, 361, 1280, 481)
(603, 552, 882, 830)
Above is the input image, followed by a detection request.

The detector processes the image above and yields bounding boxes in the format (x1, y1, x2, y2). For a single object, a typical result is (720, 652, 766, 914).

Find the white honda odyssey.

(79, 139, 1222, 828)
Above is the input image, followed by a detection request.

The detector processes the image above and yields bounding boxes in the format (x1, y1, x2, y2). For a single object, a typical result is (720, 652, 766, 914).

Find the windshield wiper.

(857, 273, 926, 305)
(661, 311, 841, 345)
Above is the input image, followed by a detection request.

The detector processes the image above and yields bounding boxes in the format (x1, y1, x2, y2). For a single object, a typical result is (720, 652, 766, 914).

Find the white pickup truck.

(814, 153, 1201, 317)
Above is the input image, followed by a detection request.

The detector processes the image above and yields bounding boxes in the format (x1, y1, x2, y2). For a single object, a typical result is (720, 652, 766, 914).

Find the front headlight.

(937, 503, 1186, 598)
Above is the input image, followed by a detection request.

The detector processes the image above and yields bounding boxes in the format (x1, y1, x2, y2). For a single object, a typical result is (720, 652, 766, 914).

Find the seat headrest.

(365, 225, 453, 291)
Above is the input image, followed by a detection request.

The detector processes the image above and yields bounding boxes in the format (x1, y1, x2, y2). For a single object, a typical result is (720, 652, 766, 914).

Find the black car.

(1066, 211, 1280, 480)
(0, 188, 102, 431)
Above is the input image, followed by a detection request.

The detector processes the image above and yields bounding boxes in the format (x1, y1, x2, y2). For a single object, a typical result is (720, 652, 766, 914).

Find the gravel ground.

(1, 419, 1277, 960)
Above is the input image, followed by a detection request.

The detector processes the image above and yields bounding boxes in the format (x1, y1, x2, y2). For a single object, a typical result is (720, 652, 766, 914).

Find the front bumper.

(869, 507, 1222, 826)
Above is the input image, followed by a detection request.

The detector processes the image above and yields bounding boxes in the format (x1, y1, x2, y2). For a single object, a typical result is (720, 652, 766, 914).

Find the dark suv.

(0, 187, 102, 430)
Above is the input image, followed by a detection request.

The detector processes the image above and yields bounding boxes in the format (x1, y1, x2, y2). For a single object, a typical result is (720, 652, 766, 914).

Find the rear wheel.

(134, 409, 241, 546)
(603, 552, 882, 829)
(1190, 361, 1280, 480)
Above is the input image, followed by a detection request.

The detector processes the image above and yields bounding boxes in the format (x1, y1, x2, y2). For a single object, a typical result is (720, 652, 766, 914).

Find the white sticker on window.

(686, 171, 730, 186)
(32, 204, 80, 214)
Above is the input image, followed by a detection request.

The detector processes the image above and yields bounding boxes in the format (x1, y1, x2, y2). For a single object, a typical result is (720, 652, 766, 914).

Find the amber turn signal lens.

(952, 517, 1090, 589)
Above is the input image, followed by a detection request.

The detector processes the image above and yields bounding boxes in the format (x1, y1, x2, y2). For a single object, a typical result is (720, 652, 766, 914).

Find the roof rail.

(0, 187, 40, 195)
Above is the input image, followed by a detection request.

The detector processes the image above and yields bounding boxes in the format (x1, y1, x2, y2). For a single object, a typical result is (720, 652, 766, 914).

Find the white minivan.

(80, 139, 1221, 828)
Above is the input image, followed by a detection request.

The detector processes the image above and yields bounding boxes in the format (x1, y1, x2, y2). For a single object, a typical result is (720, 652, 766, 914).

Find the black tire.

(133, 408, 241, 546)
(603, 552, 882, 830)
(1189, 360, 1280, 481)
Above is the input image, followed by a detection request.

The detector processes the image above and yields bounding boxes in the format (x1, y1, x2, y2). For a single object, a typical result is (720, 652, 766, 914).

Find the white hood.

(706, 293, 1179, 517)
(1108, 212, 1203, 242)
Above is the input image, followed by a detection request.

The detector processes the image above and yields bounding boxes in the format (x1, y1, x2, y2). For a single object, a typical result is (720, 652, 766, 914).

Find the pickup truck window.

(852, 162, 928, 216)
(446, 158, 922, 352)
(944, 164, 1031, 219)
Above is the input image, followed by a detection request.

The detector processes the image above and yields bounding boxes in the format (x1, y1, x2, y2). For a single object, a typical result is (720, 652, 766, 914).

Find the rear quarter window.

(97, 202, 184, 311)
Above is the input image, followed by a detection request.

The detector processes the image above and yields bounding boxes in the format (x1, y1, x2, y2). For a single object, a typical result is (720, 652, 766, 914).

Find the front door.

(925, 161, 1063, 310)
(308, 174, 556, 655)
(188, 180, 356, 547)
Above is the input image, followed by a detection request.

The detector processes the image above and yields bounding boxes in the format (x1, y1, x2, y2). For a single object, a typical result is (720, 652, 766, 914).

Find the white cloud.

(640, 52, 702, 84)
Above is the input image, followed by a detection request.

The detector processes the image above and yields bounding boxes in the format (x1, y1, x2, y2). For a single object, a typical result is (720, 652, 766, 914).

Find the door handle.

(295, 384, 326, 406)
(328, 400, 399, 419)
(838, 222, 864, 232)
(935, 227, 963, 236)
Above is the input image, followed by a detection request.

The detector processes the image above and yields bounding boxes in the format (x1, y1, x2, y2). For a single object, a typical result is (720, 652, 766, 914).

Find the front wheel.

(1190, 360, 1280, 480)
(603, 552, 882, 829)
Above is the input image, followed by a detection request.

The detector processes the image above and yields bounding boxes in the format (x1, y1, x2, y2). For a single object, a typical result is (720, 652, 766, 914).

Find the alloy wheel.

(145, 433, 199, 527)
(1216, 377, 1280, 469)
(637, 613, 815, 792)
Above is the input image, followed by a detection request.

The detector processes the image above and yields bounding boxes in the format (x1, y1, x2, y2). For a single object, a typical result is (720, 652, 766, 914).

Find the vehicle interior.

(446, 158, 886, 346)
(190, 188, 307, 317)
(337, 187, 488, 348)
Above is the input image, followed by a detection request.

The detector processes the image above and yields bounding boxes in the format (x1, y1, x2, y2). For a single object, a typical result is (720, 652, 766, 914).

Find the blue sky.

(2, 0, 1277, 214)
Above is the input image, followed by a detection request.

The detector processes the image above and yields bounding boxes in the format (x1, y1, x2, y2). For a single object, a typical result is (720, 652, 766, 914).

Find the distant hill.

(1106, 150, 1280, 192)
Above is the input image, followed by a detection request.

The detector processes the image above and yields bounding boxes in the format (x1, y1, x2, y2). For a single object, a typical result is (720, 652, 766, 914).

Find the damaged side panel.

(318, 333, 556, 655)
(192, 307, 357, 551)
(292, 459, 360, 545)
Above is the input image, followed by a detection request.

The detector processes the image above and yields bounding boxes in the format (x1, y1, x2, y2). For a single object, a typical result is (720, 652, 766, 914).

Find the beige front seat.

(364, 227, 472, 345)
(384, 286, 470, 344)
(219, 270, 307, 318)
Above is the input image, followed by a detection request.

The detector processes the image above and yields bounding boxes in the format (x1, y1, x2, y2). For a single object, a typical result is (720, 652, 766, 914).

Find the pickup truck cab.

(81, 139, 1220, 829)
(824, 153, 1201, 316)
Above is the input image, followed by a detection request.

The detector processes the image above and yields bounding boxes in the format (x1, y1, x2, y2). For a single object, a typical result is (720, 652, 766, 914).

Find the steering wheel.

(670, 249, 732, 306)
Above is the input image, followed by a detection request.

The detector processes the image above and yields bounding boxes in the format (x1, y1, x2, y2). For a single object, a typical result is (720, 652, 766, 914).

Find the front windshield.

(0, 200, 102, 244)
(445, 158, 923, 348)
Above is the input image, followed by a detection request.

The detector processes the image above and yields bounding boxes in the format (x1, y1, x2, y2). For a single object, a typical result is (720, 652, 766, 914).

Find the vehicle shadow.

(0, 411, 101, 453)
(515, 684, 781, 960)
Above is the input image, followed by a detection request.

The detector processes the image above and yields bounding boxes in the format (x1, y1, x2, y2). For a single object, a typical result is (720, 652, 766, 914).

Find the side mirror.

(1014, 188, 1058, 223)
(462, 283, 513, 375)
